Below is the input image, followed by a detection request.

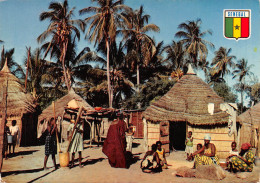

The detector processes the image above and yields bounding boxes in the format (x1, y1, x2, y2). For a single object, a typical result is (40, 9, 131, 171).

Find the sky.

(0, 0, 260, 103)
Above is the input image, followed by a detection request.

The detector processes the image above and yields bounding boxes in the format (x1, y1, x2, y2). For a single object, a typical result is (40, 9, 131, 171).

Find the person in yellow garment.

(156, 141, 168, 169)
(190, 134, 219, 168)
(227, 143, 254, 172)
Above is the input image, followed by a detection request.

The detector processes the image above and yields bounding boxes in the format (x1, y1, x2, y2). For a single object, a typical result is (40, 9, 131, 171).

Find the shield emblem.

(224, 9, 251, 40)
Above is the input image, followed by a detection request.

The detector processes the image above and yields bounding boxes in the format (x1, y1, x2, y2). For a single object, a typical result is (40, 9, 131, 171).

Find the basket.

(59, 152, 70, 167)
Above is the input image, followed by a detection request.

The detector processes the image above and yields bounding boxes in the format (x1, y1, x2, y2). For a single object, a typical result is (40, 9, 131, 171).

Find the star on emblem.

(235, 25, 240, 30)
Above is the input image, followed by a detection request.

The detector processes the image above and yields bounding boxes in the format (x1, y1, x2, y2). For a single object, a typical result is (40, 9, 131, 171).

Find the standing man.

(102, 113, 127, 168)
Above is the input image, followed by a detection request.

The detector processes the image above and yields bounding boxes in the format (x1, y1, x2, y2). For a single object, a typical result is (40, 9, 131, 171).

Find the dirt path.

(1, 139, 259, 183)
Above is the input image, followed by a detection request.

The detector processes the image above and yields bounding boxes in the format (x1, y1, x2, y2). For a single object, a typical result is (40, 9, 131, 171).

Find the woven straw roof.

(143, 71, 230, 125)
(239, 102, 260, 127)
(38, 89, 94, 122)
(0, 60, 36, 117)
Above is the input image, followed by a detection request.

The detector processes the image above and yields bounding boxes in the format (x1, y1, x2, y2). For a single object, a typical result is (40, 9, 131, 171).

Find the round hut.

(142, 65, 238, 158)
(0, 60, 37, 146)
(238, 103, 260, 156)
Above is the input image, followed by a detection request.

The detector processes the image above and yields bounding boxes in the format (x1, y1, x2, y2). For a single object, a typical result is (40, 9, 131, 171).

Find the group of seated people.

(140, 141, 169, 173)
(141, 134, 255, 174)
(190, 134, 255, 173)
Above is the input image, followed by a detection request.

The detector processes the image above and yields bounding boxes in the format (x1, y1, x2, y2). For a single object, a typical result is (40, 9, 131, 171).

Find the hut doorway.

(169, 122, 186, 150)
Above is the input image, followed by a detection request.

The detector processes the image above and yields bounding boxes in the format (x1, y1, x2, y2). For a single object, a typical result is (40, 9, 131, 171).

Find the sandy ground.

(1, 139, 260, 183)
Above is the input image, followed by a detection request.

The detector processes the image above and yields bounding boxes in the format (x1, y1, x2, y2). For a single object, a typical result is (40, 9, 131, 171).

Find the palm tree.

(79, 0, 131, 108)
(175, 18, 214, 67)
(163, 40, 186, 71)
(37, 0, 84, 91)
(122, 5, 159, 91)
(211, 47, 236, 81)
(233, 58, 254, 111)
(23, 47, 52, 101)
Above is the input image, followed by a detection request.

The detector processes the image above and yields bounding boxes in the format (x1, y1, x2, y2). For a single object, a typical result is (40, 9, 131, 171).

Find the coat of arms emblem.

(224, 9, 251, 40)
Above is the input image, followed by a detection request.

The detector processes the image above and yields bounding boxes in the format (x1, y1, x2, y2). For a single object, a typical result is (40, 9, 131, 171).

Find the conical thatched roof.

(0, 60, 36, 117)
(239, 102, 260, 127)
(143, 71, 230, 125)
(38, 89, 94, 122)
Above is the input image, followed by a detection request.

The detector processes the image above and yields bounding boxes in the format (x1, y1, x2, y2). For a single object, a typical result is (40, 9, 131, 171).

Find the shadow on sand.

(2, 167, 45, 177)
(7, 150, 39, 158)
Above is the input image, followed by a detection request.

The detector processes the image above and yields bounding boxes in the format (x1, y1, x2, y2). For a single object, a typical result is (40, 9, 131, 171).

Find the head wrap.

(241, 143, 251, 151)
(204, 134, 211, 140)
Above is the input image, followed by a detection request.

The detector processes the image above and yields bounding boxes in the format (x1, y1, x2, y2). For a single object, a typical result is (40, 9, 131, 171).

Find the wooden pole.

(52, 102, 61, 153)
(66, 106, 83, 152)
(0, 77, 8, 173)
(24, 47, 30, 92)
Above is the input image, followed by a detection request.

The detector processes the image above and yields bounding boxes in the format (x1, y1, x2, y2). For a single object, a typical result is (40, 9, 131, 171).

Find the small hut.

(37, 89, 94, 141)
(142, 66, 238, 158)
(238, 102, 260, 156)
(0, 60, 37, 146)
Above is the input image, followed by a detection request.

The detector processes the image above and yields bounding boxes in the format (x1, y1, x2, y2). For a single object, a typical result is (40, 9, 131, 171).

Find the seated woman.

(227, 143, 254, 172)
(141, 144, 161, 173)
(190, 134, 219, 168)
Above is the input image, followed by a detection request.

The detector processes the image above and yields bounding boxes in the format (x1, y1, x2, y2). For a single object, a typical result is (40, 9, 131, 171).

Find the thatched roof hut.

(37, 89, 94, 139)
(0, 60, 36, 117)
(142, 66, 237, 158)
(38, 89, 93, 122)
(238, 103, 260, 153)
(0, 60, 38, 146)
(143, 71, 229, 125)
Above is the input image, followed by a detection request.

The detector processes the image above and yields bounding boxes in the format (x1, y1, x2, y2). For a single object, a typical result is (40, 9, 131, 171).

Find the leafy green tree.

(175, 19, 214, 67)
(123, 77, 175, 109)
(249, 83, 260, 104)
(212, 82, 237, 103)
(38, 0, 84, 90)
(79, 0, 131, 108)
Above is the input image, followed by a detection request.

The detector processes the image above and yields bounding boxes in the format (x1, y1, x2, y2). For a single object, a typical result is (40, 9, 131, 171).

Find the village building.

(238, 102, 260, 157)
(0, 60, 38, 146)
(37, 89, 94, 143)
(142, 65, 239, 159)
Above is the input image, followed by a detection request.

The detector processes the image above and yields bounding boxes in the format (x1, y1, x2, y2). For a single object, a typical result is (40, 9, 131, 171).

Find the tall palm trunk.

(106, 38, 112, 108)
(62, 41, 70, 91)
(137, 64, 140, 93)
(240, 83, 244, 113)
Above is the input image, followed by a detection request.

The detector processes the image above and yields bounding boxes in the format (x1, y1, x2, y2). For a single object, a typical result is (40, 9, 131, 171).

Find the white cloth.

(185, 146, 194, 154)
(229, 150, 239, 156)
(9, 125, 20, 145)
(126, 134, 134, 152)
(10, 125, 19, 136)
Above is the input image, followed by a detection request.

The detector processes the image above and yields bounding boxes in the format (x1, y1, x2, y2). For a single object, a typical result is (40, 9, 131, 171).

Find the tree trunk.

(61, 41, 70, 91)
(106, 39, 112, 108)
(241, 88, 244, 113)
(137, 64, 140, 93)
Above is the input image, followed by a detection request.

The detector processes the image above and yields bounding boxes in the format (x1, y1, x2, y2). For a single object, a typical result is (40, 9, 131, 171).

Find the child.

(229, 141, 239, 156)
(156, 141, 168, 169)
(226, 141, 239, 166)
(185, 131, 193, 161)
(192, 143, 204, 168)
